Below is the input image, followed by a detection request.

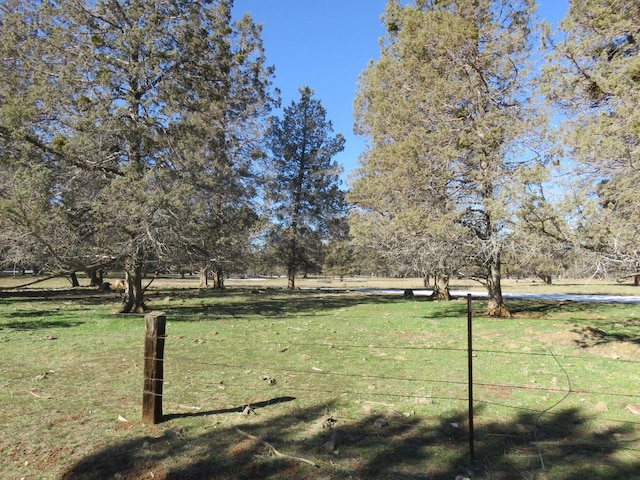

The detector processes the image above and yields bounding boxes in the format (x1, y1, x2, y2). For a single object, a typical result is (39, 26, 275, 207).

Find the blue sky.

(233, 0, 569, 185)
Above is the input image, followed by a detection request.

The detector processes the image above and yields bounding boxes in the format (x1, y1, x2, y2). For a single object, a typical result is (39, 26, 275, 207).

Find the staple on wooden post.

(143, 311, 166, 424)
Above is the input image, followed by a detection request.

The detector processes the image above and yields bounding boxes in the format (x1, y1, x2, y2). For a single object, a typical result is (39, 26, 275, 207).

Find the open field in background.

(1, 276, 639, 479)
(3, 273, 640, 295)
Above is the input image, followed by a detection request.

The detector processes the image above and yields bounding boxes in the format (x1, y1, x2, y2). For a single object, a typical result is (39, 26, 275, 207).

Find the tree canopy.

(1, 0, 639, 300)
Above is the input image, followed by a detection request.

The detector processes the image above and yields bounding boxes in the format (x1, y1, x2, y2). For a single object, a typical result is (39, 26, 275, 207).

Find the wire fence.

(3, 301, 639, 476)
(158, 328, 640, 428)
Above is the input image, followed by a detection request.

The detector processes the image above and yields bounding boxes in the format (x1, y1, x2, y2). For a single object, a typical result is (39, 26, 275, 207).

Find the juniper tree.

(350, 0, 540, 315)
(540, 0, 640, 282)
(0, 0, 275, 309)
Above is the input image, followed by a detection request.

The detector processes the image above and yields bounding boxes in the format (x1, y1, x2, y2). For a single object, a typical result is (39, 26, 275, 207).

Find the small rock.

(166, 426, 184, 437)
(259, 375, 276, 384)
(242, 405, 256, 415)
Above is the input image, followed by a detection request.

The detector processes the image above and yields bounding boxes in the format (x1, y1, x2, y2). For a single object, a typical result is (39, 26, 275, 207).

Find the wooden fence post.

(143, 312, 166, 424)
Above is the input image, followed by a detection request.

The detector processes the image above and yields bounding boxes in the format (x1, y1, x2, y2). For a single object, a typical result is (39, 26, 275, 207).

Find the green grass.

(0, 280, 639, 479)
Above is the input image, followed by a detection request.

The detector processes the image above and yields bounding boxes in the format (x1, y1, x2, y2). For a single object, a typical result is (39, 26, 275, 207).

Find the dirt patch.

(534, 327, 583, 347)
(589, 341, 640, 361)
(535, 325, 640, 361)
(478, 384, 513, 399)
(121, 462, 167, 480)
(6, 442, 67, 472)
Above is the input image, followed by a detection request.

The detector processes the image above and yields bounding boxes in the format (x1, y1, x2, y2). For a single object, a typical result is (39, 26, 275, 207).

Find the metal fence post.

(467, 294, 475, 463)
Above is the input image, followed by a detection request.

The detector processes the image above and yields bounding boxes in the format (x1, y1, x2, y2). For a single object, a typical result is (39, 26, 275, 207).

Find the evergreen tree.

(265, 87, 345, 289)
(350, 0, 540, 315)
(541, 0, 640, 282)
(0, 0, 275, 309)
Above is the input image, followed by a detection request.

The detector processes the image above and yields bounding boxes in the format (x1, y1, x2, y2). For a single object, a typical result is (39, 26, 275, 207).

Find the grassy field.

(1, 275, 639, 479)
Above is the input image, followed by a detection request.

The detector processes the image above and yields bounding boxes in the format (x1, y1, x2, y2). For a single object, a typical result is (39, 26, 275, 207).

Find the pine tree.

(265, 87, 345, 289)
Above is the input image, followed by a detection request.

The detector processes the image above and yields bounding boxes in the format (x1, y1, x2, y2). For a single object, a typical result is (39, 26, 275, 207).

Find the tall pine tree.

(265, 87, 345, 289)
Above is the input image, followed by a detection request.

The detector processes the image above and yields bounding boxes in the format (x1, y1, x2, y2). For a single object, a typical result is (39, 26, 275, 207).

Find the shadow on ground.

(151, 287, 410, 321)
(60, 400, 639, 480)
(506, 300, 640, 346)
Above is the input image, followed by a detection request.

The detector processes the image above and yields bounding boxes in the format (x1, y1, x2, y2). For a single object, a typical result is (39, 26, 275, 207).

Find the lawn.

(1, 276, 639, 479)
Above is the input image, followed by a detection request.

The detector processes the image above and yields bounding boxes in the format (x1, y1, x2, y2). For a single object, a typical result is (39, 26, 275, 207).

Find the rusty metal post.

(467, 294, 475, 463)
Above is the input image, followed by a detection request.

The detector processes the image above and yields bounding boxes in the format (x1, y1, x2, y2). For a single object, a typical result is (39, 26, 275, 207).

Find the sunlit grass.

(0, 279, 639, 479)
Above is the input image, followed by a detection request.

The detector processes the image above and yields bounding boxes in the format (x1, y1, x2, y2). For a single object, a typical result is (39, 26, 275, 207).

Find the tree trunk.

(198, 265, 208, 287)
(634, 274, 639, 287)
(88, 268, 104, 287)
(287, 265, 296, 290)
(69, 272, 80, 287)
(537, 272, 552, 285)
(213, 268, 224, 289)
(423, 274, 431, 288)
(116, 259, 148, 314)
(429, 275, 452, 301)
(486, 260, 511, 317)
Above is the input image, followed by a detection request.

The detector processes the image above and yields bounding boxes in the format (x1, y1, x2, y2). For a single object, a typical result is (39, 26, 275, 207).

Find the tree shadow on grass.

(507, 299, 593, 316)
(569, 321, 640, 347)
(60, 400, 640, 480)
(505, 300, 640, 347)
(0, 318, 85, 331)
(0, 287, 124, 310)
(156, 287, 406, 322)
